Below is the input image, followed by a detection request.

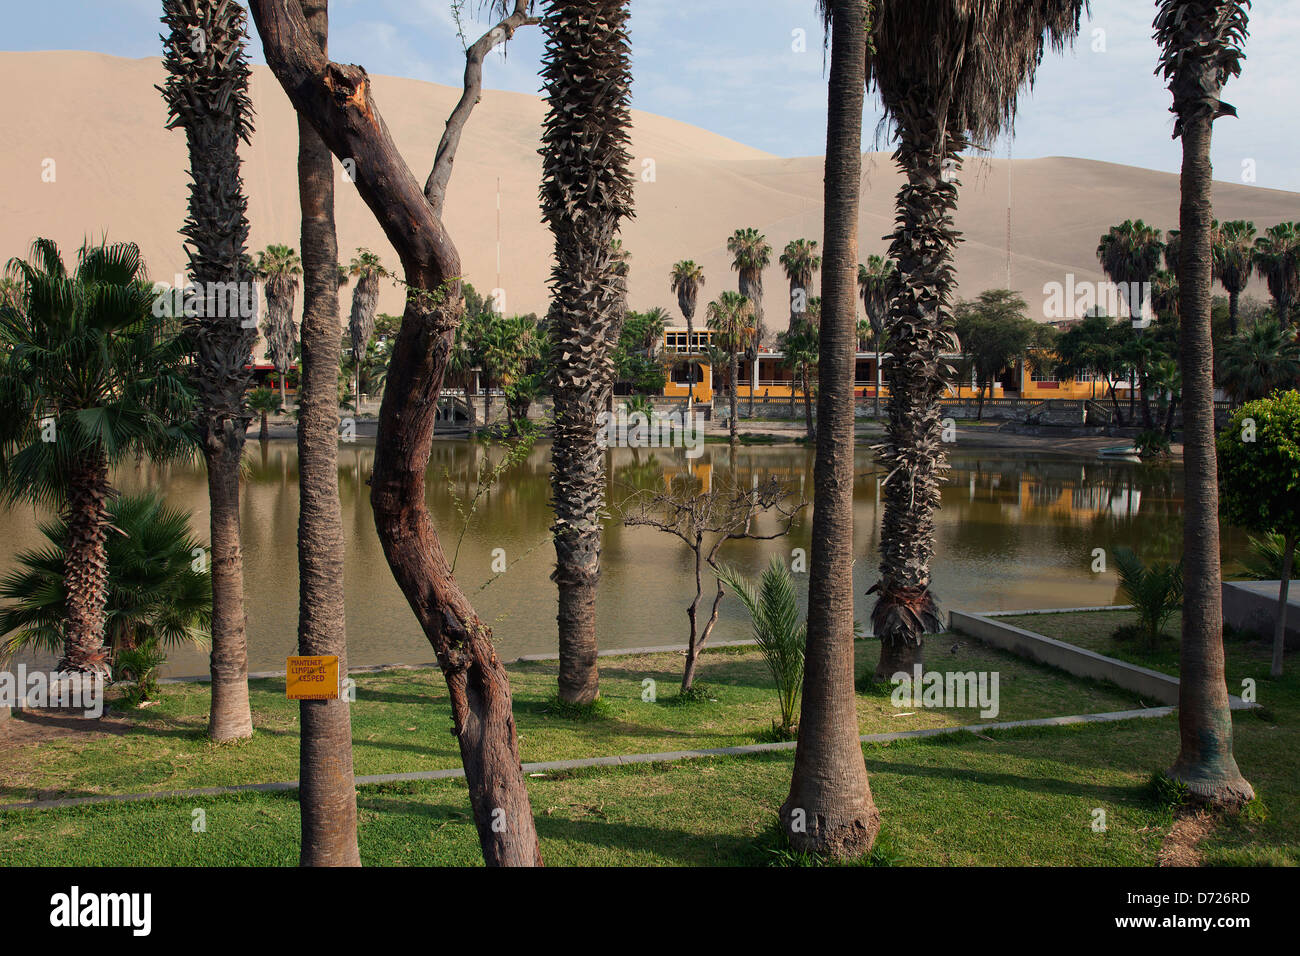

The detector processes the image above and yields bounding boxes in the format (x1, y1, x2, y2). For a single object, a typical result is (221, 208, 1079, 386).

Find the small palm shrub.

(1134, 428, 1172, 459)
(1240, 532, 1288, 580)
(0, 491, 211, 703)
(1113, 546, 1183, 649)
(717, 556, 806, 739)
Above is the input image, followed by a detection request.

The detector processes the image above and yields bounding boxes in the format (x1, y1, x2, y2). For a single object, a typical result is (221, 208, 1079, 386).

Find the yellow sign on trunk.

(286, 656, 340, 700)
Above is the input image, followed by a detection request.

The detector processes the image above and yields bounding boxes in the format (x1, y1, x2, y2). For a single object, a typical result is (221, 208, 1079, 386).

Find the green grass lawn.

(998, 609, 1298, 866)
(0, 636, 1140, 804)
(0, 722, 1178, 867)
(2, 615, 1291, 866)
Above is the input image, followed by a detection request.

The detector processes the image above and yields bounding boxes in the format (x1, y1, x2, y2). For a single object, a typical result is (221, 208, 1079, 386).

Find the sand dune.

(3, 50, 1299, 336)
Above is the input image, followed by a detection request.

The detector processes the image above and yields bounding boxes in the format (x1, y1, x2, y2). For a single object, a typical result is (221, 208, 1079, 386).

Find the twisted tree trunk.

(249, 0, 542, 865)
(781, 0, 879, 860)
(294, 0, 359, 868)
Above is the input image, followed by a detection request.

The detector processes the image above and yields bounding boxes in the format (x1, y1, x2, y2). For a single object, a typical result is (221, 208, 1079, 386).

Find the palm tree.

(0, 491, 211, 670)
(256, 244, 302, 410)
(347, 248, 389, 408)
(292, 0, 359, 867)
(1213, 220, 1256, 335)
(781, 0, 880, 861)
(0, 239, 195, 674)
(727, 227, 772, 416)
(1254, 221, 1300, 328)
(1099, 221, 1165, 428)
(246, 386, 281, 441)
(864, 1, 1085, 681)
(160, 0, 260, 742)
(1156, 0, 1254, 807)
(780, 238, 821, 333)
(858, 255, 897, 418)
(779, 318, 819, 438)
(540, 0, 635, 706)
(706, 291, 753, 445)
(670, 260, 706, 403)
(1098, 220, 1165, 325)
(1164, 228, 1182, 276)
(1219, 320, 1300, 403)
(641, 306, 669, 357)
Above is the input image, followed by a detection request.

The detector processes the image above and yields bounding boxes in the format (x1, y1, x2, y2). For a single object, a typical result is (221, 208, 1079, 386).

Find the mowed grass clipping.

(0, 635, 1142, 804)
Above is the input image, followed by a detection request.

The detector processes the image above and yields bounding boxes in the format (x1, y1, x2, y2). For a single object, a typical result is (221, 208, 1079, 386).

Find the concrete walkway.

(0, 704, 1172, 812)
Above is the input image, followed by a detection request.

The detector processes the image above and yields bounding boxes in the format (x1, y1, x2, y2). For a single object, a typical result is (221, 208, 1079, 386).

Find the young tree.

(541, 0, 636, 707)
(778, 318, 819, 438)
(1099, 220, 1165, 428)
(159, 0, 260, 741)
(620, 475, 802, 692)
(1155, 0, 1254, 806)
(867, 1, 1085, 680)
(248, 0, 544, 865)
(1219, 320, 1300, 403)
(780, 238, 821, 335)
(1219, 392, 1300, 678)
(728, 228, 772, 417)
(1254, 222, 1300, 328)
(1213, 220, 1256, 335)
(707, 291, 753, 445)
(347, 249, 389, 408)
(0, 241, 195, 675)
(954, 289, 1036, 419)
(670, 260, 706, 404)
(256, 244, 302, 410)
(858, 255, 896, 418)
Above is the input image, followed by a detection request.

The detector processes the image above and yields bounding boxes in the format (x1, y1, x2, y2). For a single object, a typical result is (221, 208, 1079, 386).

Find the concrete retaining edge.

(949, 609, 1253, 711)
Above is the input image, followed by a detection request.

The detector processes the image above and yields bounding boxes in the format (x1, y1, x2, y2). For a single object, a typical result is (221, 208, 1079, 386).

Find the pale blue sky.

(7, 0, 1298, 191)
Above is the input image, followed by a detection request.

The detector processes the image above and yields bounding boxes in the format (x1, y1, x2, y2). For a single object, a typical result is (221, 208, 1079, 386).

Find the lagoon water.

(0, 440, 1248, 676)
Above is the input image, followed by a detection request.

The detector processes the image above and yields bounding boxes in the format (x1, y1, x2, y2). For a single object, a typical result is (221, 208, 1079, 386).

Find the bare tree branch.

(426, 0, 541, 216)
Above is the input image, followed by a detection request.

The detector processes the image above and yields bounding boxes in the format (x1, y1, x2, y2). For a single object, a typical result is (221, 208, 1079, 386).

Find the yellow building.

(660, 329, 1133, 405)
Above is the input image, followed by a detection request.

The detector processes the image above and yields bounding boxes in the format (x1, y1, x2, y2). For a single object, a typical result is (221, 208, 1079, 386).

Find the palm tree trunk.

(686, 313, 695, 405)
(1273, 535, 1295, 679)
(781, 0, 879, 860)
(259, 412, 270, 442)
(802, 366, 814, 439)
(205, 438, 254, 741)
(294, 0, 359, 868)
(729, 352, 739, 444)
(871, 99, 956, 680)
(874, 346, 881, 418)
(1167, 104, 1254, 806)
(61, 453, 111, 673)
(1228, 288, 1239, 337)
